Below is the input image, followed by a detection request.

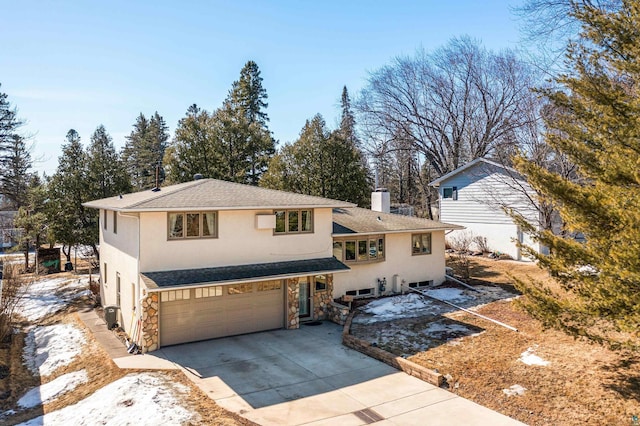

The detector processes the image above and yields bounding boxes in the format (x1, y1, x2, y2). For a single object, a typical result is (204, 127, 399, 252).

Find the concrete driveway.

(156, 322, 525, 426)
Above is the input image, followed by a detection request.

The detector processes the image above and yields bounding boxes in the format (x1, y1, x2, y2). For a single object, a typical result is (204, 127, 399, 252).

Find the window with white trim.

(442, 186, 458, 200)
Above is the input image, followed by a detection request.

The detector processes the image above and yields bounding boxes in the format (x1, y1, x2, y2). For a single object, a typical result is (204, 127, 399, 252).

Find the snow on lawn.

(424, 287, 472, 303)
(17, 373, 198, 426)
(519, 346, 550, 366)
(18, 275, 91, 322)
(23, 324, 85, 377)
(503, 384, 527, 396)
(18, 370, 88, 409)
(358, 293, 438, 322)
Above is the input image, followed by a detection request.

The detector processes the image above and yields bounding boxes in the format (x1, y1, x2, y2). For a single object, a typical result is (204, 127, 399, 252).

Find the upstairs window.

(334, 236, 385, 263)
(442, 186, 458, 200)
(103, 210, 107, 230)
(113, 211, 118, 234)
(274, 209, 313, 234)
(412, 233, 432, 255)
(168, 212, 217, 239)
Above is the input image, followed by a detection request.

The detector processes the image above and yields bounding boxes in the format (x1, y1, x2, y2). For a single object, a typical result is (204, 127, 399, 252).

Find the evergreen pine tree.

(86, 125, 131, 199)
(48, 130, 94, 262)
(0, 134, 32, 208)
(262, 114, 371, 205)
(0, 84, 28, 208)
(123, 112, 169, 190)
(513, 1, 640, 348)
(226, 61, 275, 184)
(164, 104, 220, 183)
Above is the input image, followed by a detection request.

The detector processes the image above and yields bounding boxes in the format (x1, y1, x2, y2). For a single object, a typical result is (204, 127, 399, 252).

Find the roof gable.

(83, 179, 355, 211)
(429, 158, 521, 187)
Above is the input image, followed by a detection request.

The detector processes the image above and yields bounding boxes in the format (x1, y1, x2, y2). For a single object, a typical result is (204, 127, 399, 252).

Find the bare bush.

(473, 235, 491, 253)
(0, 263, 30, 342)
(447, 231, 475, 280)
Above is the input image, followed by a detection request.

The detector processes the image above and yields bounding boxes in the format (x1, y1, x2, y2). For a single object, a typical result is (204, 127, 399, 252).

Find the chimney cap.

(374, 188, 388, 192)
(193, 173, 204, 180)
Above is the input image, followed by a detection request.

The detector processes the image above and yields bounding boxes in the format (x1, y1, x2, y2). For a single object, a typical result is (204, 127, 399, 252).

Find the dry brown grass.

(410, 256, 640, 426)
(0, 271, 254, 426)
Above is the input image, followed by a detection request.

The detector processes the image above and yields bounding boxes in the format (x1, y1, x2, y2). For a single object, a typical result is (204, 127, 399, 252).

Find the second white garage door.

(159, 279, 284, 346)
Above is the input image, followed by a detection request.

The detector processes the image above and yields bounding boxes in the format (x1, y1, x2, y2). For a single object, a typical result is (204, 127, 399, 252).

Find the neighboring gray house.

(429, 158, 544, 261)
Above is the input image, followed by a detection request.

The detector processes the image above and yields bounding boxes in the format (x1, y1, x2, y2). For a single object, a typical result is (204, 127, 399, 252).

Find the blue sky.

(2, 1, 525, 175)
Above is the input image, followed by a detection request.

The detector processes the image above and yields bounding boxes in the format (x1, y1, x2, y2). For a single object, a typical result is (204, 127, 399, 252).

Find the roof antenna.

(151, 162, 161, 192)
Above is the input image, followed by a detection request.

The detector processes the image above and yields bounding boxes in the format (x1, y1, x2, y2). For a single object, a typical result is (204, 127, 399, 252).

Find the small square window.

(442, 186, 458, 200)
(314, 275, 327, 292)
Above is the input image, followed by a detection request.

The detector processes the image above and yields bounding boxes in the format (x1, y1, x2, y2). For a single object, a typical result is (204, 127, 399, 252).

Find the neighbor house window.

(412, 233, 432, 255)
(168, 212, 217, 239)
(274, 209, 313, 234)
(335, 236, 385, 263)
(113, 211, 118, 234)
(442, 186, 458, 200)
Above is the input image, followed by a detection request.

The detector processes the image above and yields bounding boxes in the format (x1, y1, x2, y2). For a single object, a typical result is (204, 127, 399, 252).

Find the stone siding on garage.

(141, 293, 159, 352)
(287, 278, 300, 329)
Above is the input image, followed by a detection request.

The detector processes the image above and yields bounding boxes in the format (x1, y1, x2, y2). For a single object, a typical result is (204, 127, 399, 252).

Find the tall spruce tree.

(164, 104, 220, 183)
(48, 130, 95, 262)
(225, 61, 275, 184)
(0, 84, 27, 208)
(0, 134, 32, 208)
(86, 125, 131, 199)
(123, 112, 169, 190)
(262, 114, 371, 205)
(513, 0, 640, 348)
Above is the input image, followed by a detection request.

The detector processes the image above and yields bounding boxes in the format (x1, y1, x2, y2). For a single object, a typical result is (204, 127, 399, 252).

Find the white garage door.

(159, 280, 284, 346)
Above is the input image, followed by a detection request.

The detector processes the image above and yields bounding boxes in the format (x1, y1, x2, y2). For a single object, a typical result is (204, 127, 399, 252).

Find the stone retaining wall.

(341, 311, 443, 386)
(327, 302, 350, 325)
(141, 293, 159, 352)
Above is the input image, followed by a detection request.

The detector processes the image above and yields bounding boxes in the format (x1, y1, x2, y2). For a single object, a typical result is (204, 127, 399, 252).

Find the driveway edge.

(341, 310, 444, 386)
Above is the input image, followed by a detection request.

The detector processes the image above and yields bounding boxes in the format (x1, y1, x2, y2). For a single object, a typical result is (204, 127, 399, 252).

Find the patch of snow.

(519, 346, 550, 366)
(423, 322, 472, 334)
(576, 265, 599, 276)
(503, 384, 527, 396)
(424, 287, 471, 303)
(23, 324, 85, 377)
(17, 373, 197, 426)
(17, 275, 90, 322)
(18, 370, 88, 408)
(358, 293, 438, 323)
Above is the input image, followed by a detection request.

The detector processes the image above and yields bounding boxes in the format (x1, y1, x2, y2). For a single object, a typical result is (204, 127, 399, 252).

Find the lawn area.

(0, 267, 254, 426)
(408, 257, 640, 425)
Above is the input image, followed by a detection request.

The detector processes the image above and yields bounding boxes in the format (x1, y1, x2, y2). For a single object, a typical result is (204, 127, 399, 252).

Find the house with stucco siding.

(84, 179, 460, 352)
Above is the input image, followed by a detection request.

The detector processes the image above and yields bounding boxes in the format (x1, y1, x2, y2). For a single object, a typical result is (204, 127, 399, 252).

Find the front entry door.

(298, 277, 311, 320)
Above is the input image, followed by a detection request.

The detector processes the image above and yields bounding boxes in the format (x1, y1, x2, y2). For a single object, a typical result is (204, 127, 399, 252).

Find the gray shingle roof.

(140, 257, 350, 289)
(83, 179, 355, 211)
(332, 207, 463, 235)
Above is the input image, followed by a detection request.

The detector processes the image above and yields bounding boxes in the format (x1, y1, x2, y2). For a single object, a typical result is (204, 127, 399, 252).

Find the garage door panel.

(160, 280, 285, 347)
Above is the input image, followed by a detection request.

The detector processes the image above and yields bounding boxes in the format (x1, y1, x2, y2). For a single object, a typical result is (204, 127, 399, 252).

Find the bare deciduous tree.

(0, 263, 29, 342)
(358, 36, 538, 180)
